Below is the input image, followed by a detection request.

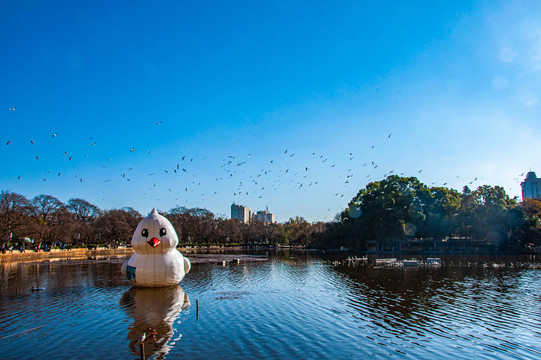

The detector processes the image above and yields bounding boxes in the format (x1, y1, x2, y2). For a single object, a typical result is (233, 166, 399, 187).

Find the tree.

(166, 207, 216, 244)
(280, 217, 311, 246)
(517, 199, 541, 250)
(472, 185, 516, 245)
(66, 198, 101, 245)
(418, 187, 461, 240)
(67, 198, 101, 224)
(26, 194, 66, 249)
(92, 208, 142, 246)
(348, 176, 428, 245)
(0, 191, 29, 245)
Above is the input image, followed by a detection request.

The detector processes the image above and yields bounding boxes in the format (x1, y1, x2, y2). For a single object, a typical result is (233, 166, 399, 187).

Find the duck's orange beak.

(147, 237, 161, 248)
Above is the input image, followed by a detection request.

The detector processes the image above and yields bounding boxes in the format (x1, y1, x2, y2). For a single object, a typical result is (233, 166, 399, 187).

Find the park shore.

(0, 245, 254, 264)
(0, 247, 135, 264)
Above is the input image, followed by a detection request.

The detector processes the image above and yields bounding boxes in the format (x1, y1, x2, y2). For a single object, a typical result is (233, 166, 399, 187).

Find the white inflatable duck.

(121, 209, 191, 287)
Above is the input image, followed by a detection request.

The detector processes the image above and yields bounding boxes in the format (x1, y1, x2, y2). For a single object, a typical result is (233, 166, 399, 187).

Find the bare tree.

(67, 198, 101, 224)
(0, 191, 29, 245)
(26, 194, 66, 249)
(92, 208, 142, 246)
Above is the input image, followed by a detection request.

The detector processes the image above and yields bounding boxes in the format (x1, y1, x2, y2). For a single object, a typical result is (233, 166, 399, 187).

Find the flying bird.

(9, 107, 16, 111)
(52, 133, 57, 138)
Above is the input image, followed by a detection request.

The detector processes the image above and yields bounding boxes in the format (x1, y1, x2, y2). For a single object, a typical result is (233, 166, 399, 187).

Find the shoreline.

(0, 247, 135, 264)
(0, 245, 250, 264)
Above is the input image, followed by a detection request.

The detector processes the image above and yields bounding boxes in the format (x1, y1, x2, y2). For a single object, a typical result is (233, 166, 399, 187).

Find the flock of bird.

(3, 105, 522, 219)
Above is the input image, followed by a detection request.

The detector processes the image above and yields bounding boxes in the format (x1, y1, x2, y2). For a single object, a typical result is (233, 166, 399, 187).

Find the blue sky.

(2, 1, 541, 222)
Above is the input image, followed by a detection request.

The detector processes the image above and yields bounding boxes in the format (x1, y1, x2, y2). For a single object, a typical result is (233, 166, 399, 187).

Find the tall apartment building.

(521, 171, 541, 200)
(231, 203, 252, 223)
(253, 210, 275, 224)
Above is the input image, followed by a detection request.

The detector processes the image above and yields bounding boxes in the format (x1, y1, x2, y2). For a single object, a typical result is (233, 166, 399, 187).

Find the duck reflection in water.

(120, 285, 190, 359)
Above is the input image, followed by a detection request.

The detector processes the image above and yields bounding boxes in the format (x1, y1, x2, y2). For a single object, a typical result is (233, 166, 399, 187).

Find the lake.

(0, 252, 540, 359)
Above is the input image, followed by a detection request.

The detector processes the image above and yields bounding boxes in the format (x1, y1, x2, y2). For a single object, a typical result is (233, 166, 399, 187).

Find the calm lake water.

(0, 252, 540, 359)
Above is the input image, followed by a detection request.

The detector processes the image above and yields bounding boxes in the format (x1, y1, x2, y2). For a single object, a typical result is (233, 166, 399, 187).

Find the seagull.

(130, 147, 135, 152)
(9, 107, 16, 111)
(388, 133, 392, 138)
(52, 133, 57, 138)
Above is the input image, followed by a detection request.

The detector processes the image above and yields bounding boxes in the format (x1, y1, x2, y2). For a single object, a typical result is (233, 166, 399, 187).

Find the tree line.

(1, 175, 540, 253)
(0, 191, 327, 251)
(325, 175, 541, 252)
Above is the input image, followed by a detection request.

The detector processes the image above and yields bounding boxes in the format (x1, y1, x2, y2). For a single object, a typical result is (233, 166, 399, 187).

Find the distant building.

(521, 171, 541, 200)
(253, 210, 275, 224)
(231, 203, 252, 223)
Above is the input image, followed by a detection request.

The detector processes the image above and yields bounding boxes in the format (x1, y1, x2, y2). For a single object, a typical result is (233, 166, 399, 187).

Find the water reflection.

(120, 286, 190, 359)
(326, 258, 537, 357)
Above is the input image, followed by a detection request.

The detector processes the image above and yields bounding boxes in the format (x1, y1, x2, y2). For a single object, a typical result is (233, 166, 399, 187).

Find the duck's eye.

(159, 228, 166, 237)
(141, 229, 149, 238)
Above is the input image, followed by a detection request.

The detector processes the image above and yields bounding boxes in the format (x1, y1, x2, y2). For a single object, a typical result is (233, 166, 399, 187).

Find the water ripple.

(1, 255, 540, 359)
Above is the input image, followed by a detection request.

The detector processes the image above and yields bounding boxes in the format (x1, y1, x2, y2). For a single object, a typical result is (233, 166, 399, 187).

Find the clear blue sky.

(2, 1, 540, 222)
